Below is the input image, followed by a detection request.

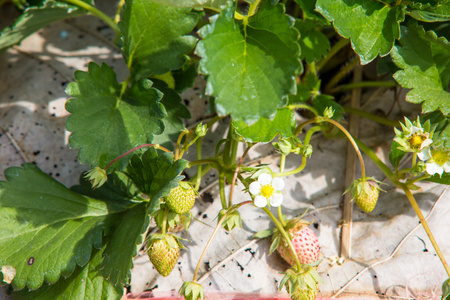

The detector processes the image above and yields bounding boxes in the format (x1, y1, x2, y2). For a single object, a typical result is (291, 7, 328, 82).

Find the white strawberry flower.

(418, 147, 450, 176)
(249, 173, 285, 207)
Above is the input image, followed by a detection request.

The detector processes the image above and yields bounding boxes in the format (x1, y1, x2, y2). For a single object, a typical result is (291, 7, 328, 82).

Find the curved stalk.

(277, 154, 287, 227)
(355, 137, 450, 277)
(219, 172, 227, 209)
(195, 139, 203, 191)
(61, 0, 120, 37)
(344, 106, 400, 127)
(104, 143, 170, 171)
(175, 130, 189, 160)
(192, 201, 252, 282)
(274, 126, 321, 177)
(333, 80, 397, 93)
(262, 207, 302, 271)
(228, 144, 254, 207)
(288, 104, 319, 117)
(325, 56, 360, 93)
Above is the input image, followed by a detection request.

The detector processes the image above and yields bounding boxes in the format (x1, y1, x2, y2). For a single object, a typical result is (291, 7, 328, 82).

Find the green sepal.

(218, 209, 242, 231)
(253, 229, 274, 239)
(442, 278, 450, 300)
(179, 281, 205, 300)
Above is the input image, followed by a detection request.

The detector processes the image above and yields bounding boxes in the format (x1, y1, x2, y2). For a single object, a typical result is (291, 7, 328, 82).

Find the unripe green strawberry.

(277, 223, 320, 266)
(165, 182, 196, 214)
(147, 234, 180, 277)
(346, 177, 382, 213)
(287, 282, 318, 300)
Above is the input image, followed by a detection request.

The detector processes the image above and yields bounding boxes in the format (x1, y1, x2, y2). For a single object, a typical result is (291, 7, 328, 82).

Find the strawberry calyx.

(280, 266, 323, 300)
(179, 281, 205, 300)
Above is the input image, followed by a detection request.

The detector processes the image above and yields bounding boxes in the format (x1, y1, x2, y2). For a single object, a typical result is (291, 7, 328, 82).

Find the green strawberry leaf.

(294, 0, 328, 22)
(391, 21, 450, 115)
(442, 278, 450, 300)
(12, 245, 123, 300)
(295, 19, 330, 63)
(196, 1, 301, 124)
(389, 140, 407, 169)
(65, 62, 166, 170)
(233, 108, 296, 143)
(125, 148, 189, 213)
(150, 79, 191, 150)
(426, 173, 450, 185)
(0, 164, 127, 291)
(120, 0, 198, 78)
(0, 0, 92, 51)
(408, 3, 450, 22)
(316, 0, 405, 64)
(423, 111, 450, 148)
(100, 203, 149, 285)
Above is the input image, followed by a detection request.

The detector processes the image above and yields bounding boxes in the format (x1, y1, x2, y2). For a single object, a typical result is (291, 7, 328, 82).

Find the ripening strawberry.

(277, 223, 320, 266)
(165, 182, 196, 214)
(346, 177, 382, 213)
(147, 234, 180, 277)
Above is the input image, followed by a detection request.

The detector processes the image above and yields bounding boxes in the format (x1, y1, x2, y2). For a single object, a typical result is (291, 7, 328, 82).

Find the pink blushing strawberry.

(277, 223, 319, 266)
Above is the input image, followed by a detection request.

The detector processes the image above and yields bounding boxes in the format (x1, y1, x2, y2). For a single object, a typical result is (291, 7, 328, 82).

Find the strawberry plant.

(1, 0, 450, 299)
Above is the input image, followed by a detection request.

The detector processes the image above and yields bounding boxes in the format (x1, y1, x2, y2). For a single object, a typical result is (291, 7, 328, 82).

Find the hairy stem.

(344, 106, 399, 127)
(325, 56, 360, 93)
(228, 144, 254, 207)
(61, 0, 120, 37)
(219, 172, 228, 209)
(332, 80, 397, 93)
(105, 143, 170, 171)
(262, 207, 302, 271)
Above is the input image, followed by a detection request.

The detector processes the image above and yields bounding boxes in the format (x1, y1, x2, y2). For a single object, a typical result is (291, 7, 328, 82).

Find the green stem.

(274, 126, 321, 177)
(104, 143, 170, 171)
(344, 107, 400, 127)
(228, 144, 254, 207)
(192, 201, 252, 282)
(114, 0, 125, 23)
(278, 155, 287, 227)
(175, 130, 189, 160)
(401, 185, 450, 277)
(354, 137, 394, 178)
(219, 172, 228, 209)
(188, 158, 219, 168)
(262, 207, 302, 271)
(316, 38, 350, 72)
(326, 119, 366, 179)
(325, 56, 360, 92)
(161, 205, 169, 234)
(195, 139, 203, 191)
(412, 152, 417, 168)
(288, 104, 319, 117)
(60, 0, 120, 37)
(333, 81, 397, 93)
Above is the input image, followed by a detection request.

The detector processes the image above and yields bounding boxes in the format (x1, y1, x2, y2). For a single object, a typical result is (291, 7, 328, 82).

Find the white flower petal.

(270, 193, 283, 207)
(258, 173, 272, 186)
(409, 126, 423, 136)
(418, 149, 431, 161)
(272, 177, 285, 191)
(254, 195, 267, 207)
(420, 139, 433, 149)
(249, 181, 261, 195)
(426, 162, 444, 176)
(444, 162, 450, 173)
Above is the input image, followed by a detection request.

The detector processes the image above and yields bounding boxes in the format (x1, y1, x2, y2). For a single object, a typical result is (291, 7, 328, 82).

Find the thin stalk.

(60, 0, 120, 36)
(104, 143, 170, 171)
(326, 119, 366, 179)
(228, 144, 254, 207)
(262, 207, 302, 271)
(195, 139, 203, 191)
(332, 80, 397, 93)
(354, 137, 450, 277)
(189, 158, 219, 168)
(114, 0, 125, 23)
(161, 205, 169, 234)
(179, 130, 195, 158)
(344, 107, 400, 127)
(277, 154, 287, 227)
(219, 172, 228, 209)
(175, 130, 189, 160)
(325, 56, 360, 93)
(401, 185, 450, 277)
(412, 152, 417, 168)
(206, 115, 224, 129)
(288, 104, 319, 117)
(316, 38, 350, 72)
(274, 126, 321, 177)
(192, 201, 252, 282)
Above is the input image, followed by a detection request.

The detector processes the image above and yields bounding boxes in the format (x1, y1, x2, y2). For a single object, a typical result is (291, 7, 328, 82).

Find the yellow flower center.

(431, 150, 449, 165)
(408, 134, 427, 150)
(260, 184, 274, 198)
